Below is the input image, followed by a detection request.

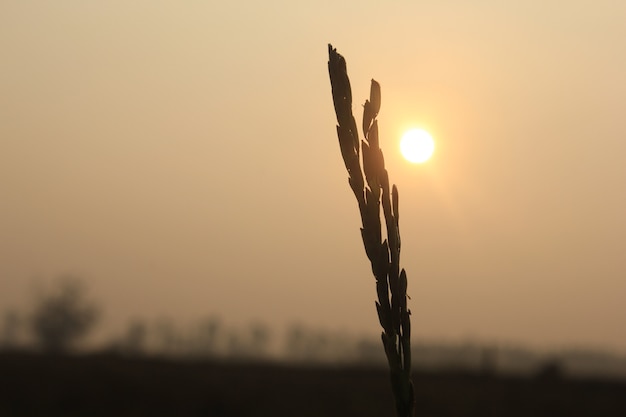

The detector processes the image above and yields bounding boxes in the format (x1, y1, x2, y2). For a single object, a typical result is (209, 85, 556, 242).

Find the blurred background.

(2, 1, 626, 375)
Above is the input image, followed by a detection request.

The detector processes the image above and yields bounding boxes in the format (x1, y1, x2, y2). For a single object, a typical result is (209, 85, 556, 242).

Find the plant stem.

(328, 44, 415, 417)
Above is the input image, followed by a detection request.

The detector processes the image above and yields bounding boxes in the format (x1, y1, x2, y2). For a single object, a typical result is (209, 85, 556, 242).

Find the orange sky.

(2, 1, 626, 352)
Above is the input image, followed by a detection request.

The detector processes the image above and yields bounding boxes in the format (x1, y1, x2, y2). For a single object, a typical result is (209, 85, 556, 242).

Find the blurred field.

(1, 351, 625, 417)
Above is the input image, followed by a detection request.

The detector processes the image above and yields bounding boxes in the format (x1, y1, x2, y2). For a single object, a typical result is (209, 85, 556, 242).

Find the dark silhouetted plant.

(328, 44, 415, 417)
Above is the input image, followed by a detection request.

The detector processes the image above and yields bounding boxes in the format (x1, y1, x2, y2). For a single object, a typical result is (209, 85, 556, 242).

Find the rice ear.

(328, 44, 415, 417)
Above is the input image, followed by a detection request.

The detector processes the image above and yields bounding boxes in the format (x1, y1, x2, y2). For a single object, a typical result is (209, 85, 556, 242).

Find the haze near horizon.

(2, 1, 626, 353)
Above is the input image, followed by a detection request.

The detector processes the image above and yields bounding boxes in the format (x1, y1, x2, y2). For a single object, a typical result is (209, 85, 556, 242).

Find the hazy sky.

(2, 1, 626, 352)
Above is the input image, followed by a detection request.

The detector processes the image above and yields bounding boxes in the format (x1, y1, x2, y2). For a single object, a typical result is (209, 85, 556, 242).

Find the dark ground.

(1, 351, 625, 417)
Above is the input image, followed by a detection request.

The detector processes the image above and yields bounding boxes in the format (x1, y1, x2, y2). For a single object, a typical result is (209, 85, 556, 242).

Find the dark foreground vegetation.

(1, 351, 625, 417)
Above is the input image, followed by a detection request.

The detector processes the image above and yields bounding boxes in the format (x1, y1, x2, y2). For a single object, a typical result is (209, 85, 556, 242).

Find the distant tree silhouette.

(191, 316, 222, 356)
(285, 324, 325, 362)
(116, 319, 147, 356)
(535, 358, 565, 380)
(0, 310, 22, 350)
(154, 318, 184, 355)
(248, 322, 271, 358)
(30, 277, 99, 353)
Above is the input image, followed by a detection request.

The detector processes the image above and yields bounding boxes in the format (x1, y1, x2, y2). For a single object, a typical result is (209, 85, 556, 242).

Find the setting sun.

(400, 128, 435, 163)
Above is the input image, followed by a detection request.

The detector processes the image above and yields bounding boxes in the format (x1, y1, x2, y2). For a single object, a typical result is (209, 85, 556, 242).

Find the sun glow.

(400, 129, 435, 163)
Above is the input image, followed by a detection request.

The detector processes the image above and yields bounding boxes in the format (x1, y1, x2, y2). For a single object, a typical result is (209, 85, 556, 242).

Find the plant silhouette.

(328, 44, 415, 417)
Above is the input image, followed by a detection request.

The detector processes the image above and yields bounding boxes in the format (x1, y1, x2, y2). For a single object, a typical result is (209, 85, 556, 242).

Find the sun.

(400, 128, 435, 163)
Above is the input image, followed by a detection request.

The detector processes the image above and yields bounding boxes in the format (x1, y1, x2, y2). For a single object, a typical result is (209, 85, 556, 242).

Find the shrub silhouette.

(30, 277, 99, 353)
